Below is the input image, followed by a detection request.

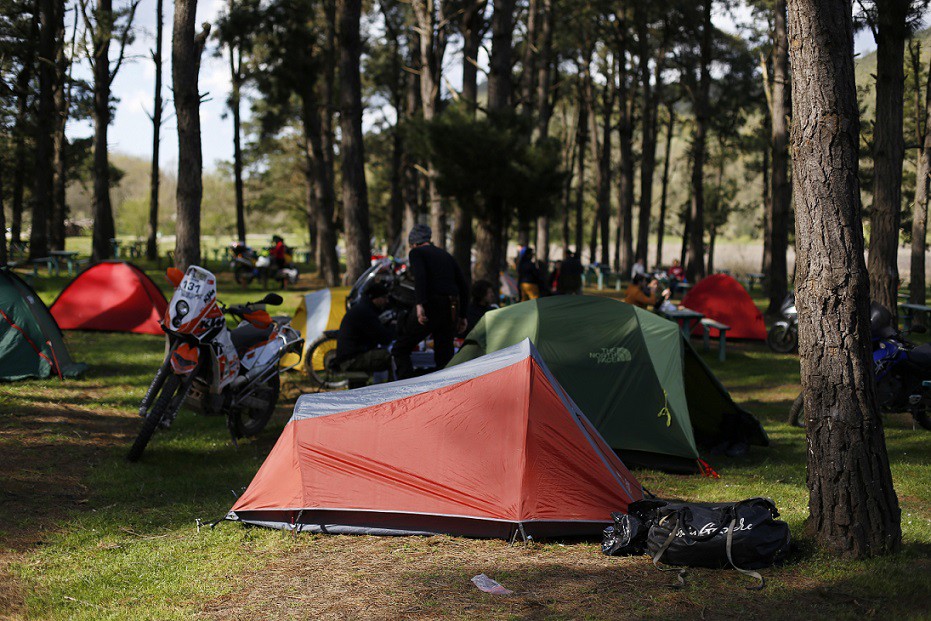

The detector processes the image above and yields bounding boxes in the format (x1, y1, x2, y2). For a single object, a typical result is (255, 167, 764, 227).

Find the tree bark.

(634, 4, 657, 264)
(909, 45, 931, 311)
(787, 0, 901, 558)
(587, 57, 613, 267)
(301, 91, 339, 286)
(230, 41, 246, 244)
(402, 40, 421, 237)
(868, 0, 910, 319)
(574, 74, 588, 256)
(474, 0, 515, 282)
(768, 0, 791, 314)
(0, 148, 6, 264)
(338, 0, 372, 284)
(616, 33, 635, 274)
(534, 0, 554, 262)
(172, 5, 209, 270)
(90, 0, 116, 261)
(146, 0, 164, 260)
(655, 103, 675, 267)
(685, 0, 712, 283)
(452, 0, 486, 278)
(411, 0, 449, 248)
(11, 6, 38, 250)
(31, 0, 57, 259)
(50, 0, 67, 251)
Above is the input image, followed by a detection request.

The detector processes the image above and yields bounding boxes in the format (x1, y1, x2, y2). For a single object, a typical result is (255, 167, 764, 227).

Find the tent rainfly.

(0, 267, 87, 381)
(228, 339, 642, 538)
(450, 296, 768, 473)
(50, 261, 168, 335)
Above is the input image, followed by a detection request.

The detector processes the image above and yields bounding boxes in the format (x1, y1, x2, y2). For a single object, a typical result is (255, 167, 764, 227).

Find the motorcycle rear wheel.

(231, 374, 280, 438)
(306, 335, 349, 389)
(128, 374, 185, 462)
(767, 324, 798, 354)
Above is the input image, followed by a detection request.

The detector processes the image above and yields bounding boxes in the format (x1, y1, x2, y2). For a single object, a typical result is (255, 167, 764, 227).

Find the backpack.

(603, 497, 791, 589)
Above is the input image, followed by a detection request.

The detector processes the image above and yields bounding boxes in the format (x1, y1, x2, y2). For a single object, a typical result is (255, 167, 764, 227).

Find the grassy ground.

(1, 264, 930, 620)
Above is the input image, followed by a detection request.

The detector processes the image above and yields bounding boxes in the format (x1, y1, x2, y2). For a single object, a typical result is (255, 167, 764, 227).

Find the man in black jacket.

(393, 224, 469, 379)
(333, 282, 394, 374)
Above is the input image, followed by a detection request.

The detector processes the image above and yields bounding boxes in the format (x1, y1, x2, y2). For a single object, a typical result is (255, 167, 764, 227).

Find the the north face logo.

(588, 347, 632, 364)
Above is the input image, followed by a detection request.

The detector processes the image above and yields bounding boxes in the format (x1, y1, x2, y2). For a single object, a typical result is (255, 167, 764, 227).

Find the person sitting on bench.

(332, 282, 395, 376)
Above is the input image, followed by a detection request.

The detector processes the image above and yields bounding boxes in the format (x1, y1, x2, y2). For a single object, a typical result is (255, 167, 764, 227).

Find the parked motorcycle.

(230, 242, 258, 286)
(788, 303, 931, 430)
(766, 293, 798, 353)
(128, 265, 304, 461)
(305, 258, 417, 389)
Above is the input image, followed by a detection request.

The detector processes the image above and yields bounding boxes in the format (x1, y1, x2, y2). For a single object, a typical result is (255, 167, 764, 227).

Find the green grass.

(1, 266, 930, 619)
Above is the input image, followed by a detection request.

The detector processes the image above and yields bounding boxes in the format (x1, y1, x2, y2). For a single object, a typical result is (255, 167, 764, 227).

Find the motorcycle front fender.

(170, 342, 201, 375)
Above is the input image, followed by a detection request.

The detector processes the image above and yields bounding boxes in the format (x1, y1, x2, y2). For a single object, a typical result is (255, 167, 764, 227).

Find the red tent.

(682, 273, 767, 340)
(227, 340, 642, 538)
(51, 262, 168, 335)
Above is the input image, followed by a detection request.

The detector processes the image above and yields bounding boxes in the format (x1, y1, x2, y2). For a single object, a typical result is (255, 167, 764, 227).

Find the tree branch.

(109, 0, 141, 85)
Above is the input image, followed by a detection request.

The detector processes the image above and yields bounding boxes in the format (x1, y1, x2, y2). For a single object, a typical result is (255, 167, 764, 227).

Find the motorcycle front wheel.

(233, 265, 254, 286)
(128, 374, 186, 462)
(767, 324, 798, 354)
(306, 334, 349, 389)
(230, 374, 280, 438)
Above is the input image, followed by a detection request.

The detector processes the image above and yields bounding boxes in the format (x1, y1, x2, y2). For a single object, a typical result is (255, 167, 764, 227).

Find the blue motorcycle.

(789, 303, 931, 430)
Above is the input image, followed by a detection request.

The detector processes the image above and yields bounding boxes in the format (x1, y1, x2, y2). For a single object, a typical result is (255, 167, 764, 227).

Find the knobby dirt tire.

(232, 374, 280, 438)
(306, 335, 348, 389)
(128, 374, 183, 462)
(788, 392, 805, 428)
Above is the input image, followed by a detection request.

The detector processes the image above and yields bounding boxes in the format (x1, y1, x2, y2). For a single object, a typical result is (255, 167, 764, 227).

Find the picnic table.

(746, 272, 766, 291)
(49, 250, 82, 277)
(700, 318, 732, 362)
(900, 302, 931, 329)
(674, 282, 693, 299)
(660, 307, 704, 338)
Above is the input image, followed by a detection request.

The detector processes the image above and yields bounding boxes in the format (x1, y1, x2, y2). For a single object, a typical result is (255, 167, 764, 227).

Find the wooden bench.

(900, 303, 931, 329)
(30, 257, 54, 277)
(700, 318, 731, 362)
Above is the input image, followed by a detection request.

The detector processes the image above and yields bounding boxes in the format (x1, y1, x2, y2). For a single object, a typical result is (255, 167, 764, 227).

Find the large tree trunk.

(616, 38, 635, 275)
(655, 104, 674, 267)
(534, 0, 554, 262)
(382, 8, 405, 254)
(11, 8, 38, 251)
(402, 40, 421, 237)
(322, 1, 337, 228)
(302, 92, 339, 287)
(474, 0, 515, 282)
(910, 47, 931, 311)
(146, 0, 164, 261)
(634, 5, 657, 264)
(230, 43, 246, 244)
(338, 0, 372, 284)
(868, 0, 910, 319)
(787, 0, 901, 558)
(0, 150, 6, 264)
(31, 0, 57, 259)
(574, 75, 588, 256)
(50, 0, 67, 251)
(411, 0, 448, 248)
(768, 0, 791, 314)
(685, 0, 712, 283)
(587, 58, 613, 267)
(172, 3, 209, 270)
(452, 0, 485, 278)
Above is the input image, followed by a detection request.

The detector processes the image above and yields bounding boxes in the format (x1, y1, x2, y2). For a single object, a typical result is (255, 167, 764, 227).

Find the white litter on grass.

(471, 574, 513, 595)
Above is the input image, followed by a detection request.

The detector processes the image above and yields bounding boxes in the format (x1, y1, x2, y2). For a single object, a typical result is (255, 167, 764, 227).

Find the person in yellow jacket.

(624, 274, 670, 310)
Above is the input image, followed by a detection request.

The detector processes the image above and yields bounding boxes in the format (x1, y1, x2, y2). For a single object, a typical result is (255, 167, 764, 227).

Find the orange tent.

(50, 261, 168, 335)
(227, 340, 642, 538)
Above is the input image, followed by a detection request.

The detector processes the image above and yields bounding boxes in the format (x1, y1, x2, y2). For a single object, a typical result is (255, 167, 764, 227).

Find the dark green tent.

(450, 296, 767, 472)
(0, 267, 86, 381)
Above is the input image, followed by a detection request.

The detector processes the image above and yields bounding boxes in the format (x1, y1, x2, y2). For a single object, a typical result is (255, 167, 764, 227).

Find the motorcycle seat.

(231, 323, 275, 353)
(907, 343, 931, 367)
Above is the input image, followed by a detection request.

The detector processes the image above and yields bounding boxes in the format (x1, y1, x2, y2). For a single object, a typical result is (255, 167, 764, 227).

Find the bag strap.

(651, 512, 688, 588)
(725, 514, 766, 590)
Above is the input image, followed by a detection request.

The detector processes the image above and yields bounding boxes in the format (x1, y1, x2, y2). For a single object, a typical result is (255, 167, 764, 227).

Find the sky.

(66, 1, 881, 174)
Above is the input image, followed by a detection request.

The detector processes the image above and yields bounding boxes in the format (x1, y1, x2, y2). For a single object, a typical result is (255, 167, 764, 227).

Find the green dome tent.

(0, 267, 86, 381)
(450, 296, 767, 472)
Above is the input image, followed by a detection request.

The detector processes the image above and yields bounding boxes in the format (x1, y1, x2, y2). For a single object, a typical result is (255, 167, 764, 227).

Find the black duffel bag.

(647, 497, 791, 589)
